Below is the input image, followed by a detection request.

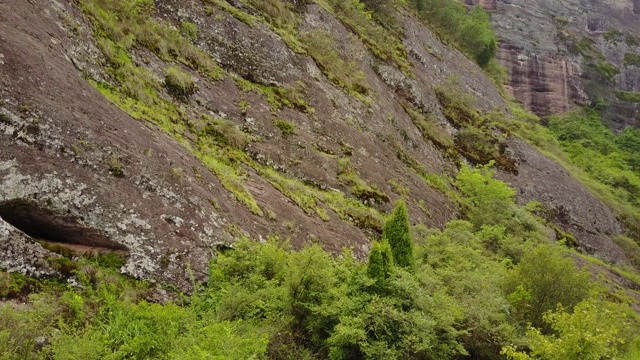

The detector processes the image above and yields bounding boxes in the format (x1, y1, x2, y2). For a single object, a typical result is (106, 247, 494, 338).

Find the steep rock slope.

(0, 0, 631, 288)
(482, 0, 640, 129)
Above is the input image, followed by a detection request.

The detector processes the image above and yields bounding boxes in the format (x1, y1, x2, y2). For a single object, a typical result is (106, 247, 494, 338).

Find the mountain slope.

(0, 0, 633, 289)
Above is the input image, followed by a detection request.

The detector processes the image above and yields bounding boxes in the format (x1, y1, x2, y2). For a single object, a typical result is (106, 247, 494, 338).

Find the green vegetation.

(366, 239, 393, 283)
(204, 0, 256, 26)
(300, 29, 369, 96)
(604, 28, 623, 42)
(623, 52, 640, 67)
(205, 0, 307, 53)
(164, 66, 196, 99)
(616, 90, 640, 103)
(552, 15, 569, 26)
(403, 103, 454, 151)
(83, 0, 223, 80)
(241, 0, 305, 52)
(54, 2, 640, 357)
(503, 298, 637, 360)
(570, 36, 601, 59)
(504, 245, 592, 330)
(626, 33, 640, 47)
(383, 200, 414, 270)
(234, 76, 314, 114)
(566, 36, 619, 84)
(3, 163, 639, 359)
(435, 84, 517, 172)
(494, 103, 640, 261)
(337, 157, 389, 204)
(409, 0, 497, 67)
(273, 118, 296, 138)
(180, 21, 198, 42)
(386, 178, 409, 198)
(108, 155, 125, 177)
(594, 61, 620, 83)
(324, 0, 411, 74)
(548, 110, 640, 236)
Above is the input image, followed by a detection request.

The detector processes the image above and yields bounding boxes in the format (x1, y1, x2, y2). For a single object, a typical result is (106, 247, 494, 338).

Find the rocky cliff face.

(484, 0, 640, 129)
(0, 0, 632, 289)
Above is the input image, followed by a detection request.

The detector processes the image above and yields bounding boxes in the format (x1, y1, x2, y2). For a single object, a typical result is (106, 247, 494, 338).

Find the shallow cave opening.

(0, 199, 128, 252)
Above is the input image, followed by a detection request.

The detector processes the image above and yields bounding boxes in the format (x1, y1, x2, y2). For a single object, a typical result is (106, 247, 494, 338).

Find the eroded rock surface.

(0, 217, 60, 277)
(0, 0, 634, 288)
(497, 138, 628, 264)
(485, 0, 640, 128)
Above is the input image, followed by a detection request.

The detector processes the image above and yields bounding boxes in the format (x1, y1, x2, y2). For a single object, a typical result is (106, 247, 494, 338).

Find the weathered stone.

(0, 216, 60, 277)
(485, 0, 640, 128)
(0, 0, 635, 291)
(497, 138, 629, 264)
(497, 43, 587, 115)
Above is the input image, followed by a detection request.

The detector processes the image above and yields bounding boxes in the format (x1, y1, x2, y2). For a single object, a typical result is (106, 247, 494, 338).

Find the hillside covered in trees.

(2, 0, 640, 358)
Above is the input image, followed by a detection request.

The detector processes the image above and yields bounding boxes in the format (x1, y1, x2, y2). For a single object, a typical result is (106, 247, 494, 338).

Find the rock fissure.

(0, 199, 128, 252)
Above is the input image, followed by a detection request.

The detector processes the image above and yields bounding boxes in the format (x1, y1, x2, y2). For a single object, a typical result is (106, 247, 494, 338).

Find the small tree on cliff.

(367, 240, 394, 283)
(383, 200, 414, 271)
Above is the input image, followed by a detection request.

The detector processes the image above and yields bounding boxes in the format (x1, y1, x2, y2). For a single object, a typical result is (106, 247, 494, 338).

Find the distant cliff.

(480, 0, 640, 129)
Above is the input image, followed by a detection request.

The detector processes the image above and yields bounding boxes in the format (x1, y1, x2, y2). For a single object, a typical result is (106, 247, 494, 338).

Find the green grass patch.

(180, 21, 198, 42)
(164, 66, 197, 99)
(82, 0, 223, 80)
(497, 103, 640, 255)
(322, 0, 411, 75)
(337, 157, 389, 204)
(197, 148, 264, 216)
(300, 29, 369, 97)
(273, 119, 296, 139)
(234, 76, 314, 114)
(402, 103, 454, 151)
(616, 90, 640, 103)
(623, 52, 640, 67)
(387, 178, 410, 198)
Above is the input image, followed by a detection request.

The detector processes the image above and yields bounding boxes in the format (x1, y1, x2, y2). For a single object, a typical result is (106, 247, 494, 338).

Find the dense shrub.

(367, 240, 393, 283)
(504, 245, 592, 330)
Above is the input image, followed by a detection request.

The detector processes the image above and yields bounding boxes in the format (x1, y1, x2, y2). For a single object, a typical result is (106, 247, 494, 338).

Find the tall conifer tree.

(367, 240, 394, 282)
(383, 200, 414, 270)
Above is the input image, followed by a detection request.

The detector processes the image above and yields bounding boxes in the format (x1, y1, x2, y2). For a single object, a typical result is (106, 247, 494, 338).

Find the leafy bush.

(504, 245, 592, 330)
(2, 219, 639, 360)
(383, 200, 414, 270)
(503, 298, 638, 360)
(367, 240, 394, 283)
(456, 162, 515, 226)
